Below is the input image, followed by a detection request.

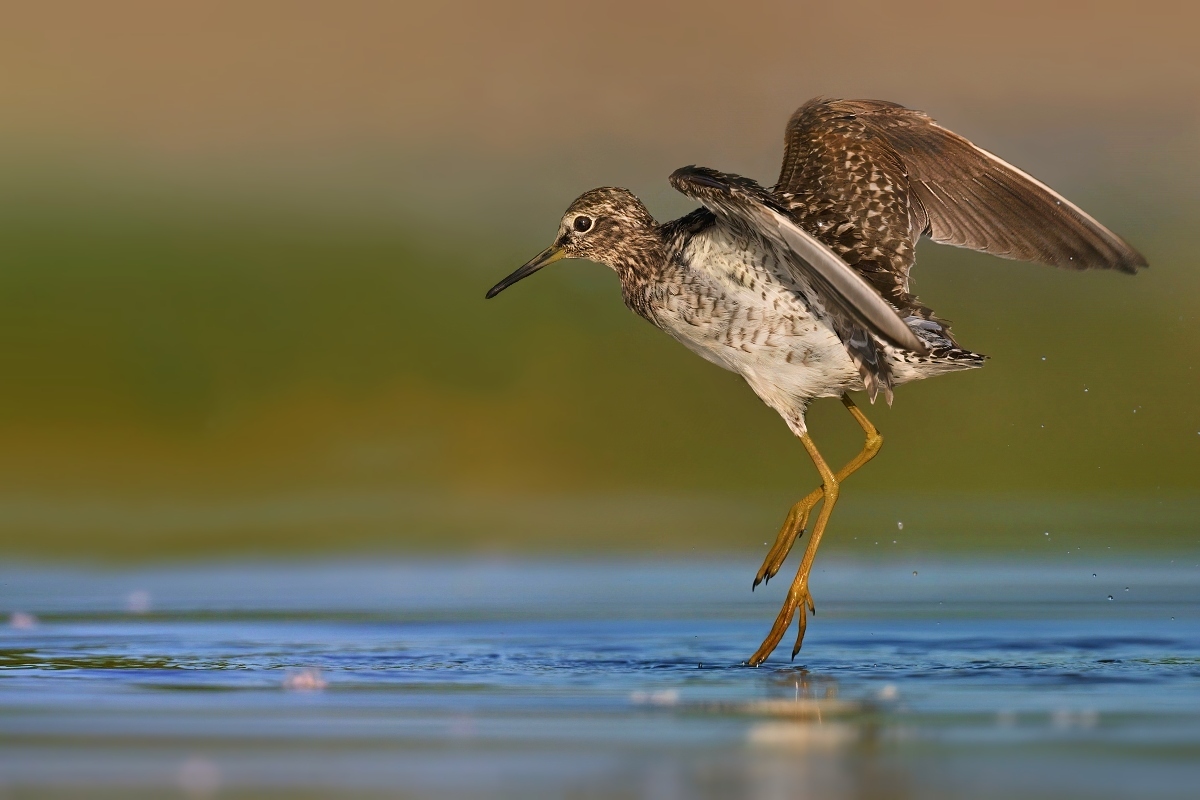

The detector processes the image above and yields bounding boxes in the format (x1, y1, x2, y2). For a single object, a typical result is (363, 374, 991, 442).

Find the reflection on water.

(0, 558, 1198, 799)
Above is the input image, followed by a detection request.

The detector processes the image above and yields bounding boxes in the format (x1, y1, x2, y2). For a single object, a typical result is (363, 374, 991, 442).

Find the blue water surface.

(1, 557, 1198, 799)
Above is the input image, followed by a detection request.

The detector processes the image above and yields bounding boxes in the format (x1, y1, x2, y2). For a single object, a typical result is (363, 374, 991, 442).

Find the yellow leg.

(753, 395, 883, 589)
(747, 396, 882, 666)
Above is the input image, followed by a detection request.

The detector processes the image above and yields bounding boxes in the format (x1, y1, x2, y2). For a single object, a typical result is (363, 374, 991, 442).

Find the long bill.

(485, 245, 566, 299)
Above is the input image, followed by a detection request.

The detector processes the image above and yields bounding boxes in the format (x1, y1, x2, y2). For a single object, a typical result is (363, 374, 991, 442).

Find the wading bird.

(485, 98, 1145, 665)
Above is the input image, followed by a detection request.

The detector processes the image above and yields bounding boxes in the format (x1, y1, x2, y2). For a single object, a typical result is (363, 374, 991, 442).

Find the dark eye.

(573, 215, 593, 233)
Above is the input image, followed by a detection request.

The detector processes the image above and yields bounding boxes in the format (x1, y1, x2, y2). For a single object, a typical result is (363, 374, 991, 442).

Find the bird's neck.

(612, 227, 669, 321)
(612, 225, 669, 287)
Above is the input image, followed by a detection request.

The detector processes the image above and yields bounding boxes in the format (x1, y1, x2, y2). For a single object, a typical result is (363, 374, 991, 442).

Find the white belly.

(648, 230, 863, 430)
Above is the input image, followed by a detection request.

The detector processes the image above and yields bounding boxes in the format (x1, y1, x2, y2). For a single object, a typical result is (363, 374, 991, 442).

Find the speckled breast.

(646, 225, 864, 403)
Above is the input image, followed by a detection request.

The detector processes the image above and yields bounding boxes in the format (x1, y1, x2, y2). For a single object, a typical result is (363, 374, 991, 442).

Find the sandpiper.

(486, 98, 1146, 665)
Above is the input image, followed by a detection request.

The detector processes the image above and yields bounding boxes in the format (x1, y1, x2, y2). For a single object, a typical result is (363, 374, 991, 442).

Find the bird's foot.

(748, 583, 816, 666)
(752, 499, 814, 589)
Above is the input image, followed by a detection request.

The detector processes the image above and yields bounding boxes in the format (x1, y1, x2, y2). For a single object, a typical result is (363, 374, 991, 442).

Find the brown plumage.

(487, 97, 1146, 665)
(777, 98, 1145, 316)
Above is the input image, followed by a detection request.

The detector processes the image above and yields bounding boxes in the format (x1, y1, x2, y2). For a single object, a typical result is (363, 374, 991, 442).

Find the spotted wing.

(776, 99, 1147, 314)
(669, 166, 927, 402)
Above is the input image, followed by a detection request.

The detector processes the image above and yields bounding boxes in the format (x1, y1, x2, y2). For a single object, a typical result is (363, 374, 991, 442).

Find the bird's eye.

(573, 215, 593, 233)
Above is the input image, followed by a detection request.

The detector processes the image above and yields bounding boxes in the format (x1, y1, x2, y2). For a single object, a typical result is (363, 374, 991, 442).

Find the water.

(2, 557, 1198, 799)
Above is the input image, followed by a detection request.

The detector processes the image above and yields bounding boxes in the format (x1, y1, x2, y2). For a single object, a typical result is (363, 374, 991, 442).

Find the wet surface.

(1, 557, 1198, 798)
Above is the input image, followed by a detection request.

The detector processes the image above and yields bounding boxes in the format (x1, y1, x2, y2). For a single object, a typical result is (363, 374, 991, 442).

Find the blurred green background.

(0, 0, 1196, 560)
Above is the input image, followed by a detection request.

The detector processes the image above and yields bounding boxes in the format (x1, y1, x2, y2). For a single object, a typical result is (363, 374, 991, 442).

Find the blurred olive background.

(0, 0, 1196, 561)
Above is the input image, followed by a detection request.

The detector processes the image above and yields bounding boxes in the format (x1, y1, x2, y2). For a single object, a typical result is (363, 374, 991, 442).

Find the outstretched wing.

(776, 99, 1146, 315)
(669, 166, 927, 402)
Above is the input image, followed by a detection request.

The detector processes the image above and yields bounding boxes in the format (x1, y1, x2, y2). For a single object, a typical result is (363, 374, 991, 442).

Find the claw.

(748, 589, 799, 666)
(791, 600, 809, 658)
(753, 502, 813, 591)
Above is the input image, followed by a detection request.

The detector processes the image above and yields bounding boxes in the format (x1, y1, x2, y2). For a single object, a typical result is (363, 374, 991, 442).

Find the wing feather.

(779, 98, 1147, 275)
(669, 166, 927, 362)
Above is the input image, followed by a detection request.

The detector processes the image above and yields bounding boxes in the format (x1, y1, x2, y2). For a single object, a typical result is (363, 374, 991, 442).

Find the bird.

(485, 97, 1146, 666)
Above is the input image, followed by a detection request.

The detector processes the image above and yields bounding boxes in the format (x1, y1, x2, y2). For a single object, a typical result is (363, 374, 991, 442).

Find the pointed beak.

(485, 245, 566, 299)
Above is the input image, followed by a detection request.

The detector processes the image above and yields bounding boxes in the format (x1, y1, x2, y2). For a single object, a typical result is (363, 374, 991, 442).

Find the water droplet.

(1107, 595, 1114, 601)
(1092, 573, 1097, 578)
(1125, 587, 1129, 591)
(897, 521, 904, 530)
(912, 571, 918, 576)
(1041, 356, 1046, 361)
(1044, 532, 1050, 537)
(1084, 387, 1089, 393)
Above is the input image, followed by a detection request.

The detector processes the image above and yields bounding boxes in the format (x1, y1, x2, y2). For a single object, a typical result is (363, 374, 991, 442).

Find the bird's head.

(485, 187, 661, 299)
